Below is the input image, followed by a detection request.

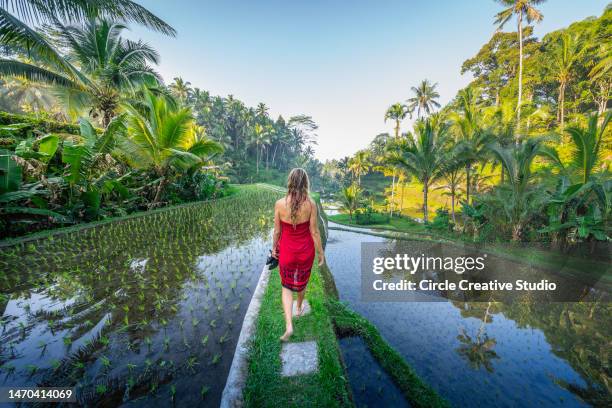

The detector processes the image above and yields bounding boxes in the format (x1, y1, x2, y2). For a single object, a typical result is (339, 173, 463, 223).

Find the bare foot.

(295, 303, 305, 318)
(279, 329, 293, 342)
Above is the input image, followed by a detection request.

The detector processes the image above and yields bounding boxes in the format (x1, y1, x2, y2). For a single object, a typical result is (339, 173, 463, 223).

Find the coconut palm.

(494, 0, 545, 129)
(348, 150, 370, 186)
(386, 118, 448, 223)
(384, 102, 410, 216)
(251, 123, 270, 174)
(551, 33, 585, 130)
(0, 18, 161, 127)
(121, 89, 223, 204)
(169, 77, 192, 104)
(407, 80, 441, 119)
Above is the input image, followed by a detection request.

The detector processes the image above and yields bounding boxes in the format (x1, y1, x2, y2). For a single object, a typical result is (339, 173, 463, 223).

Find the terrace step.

(292, 299, 311, 317)
(280, 341, 318, 377)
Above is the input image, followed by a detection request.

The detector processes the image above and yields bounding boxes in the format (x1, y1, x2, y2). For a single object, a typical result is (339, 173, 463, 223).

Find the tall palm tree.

(255, 102, 269, 120)
(348, 150, 370, 186)
(121, 89, 223, 203)
(407, 79, 441, 119)
(494, 0, 545, 130)
(169, 77, 191, 104)
(384, 102, 409, 217)
(551, 33, 585, 130)
(251, 123, 270, 174)
(0, 18, 161, 126)
(386, 119, 448, 223)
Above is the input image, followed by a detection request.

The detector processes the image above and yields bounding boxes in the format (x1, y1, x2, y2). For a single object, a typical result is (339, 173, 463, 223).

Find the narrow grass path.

(244, 262, 352, 407)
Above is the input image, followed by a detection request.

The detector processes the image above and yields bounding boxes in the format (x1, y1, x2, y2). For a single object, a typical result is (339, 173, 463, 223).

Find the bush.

(428, 208, 453, 232)
(355, 203, 389, 225)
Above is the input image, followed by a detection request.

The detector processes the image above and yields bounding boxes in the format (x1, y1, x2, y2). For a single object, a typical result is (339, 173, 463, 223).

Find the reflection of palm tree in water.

(456, 300, 499, 372)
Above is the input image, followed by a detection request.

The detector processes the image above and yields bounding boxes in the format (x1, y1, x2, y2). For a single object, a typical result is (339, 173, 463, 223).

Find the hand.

(271, 248, 279, 259)
(318, 252, 325, 266)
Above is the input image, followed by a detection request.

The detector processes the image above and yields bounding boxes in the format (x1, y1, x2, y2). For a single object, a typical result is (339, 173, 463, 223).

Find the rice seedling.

(200, 385, 210, 400)
(209, 353, 221, 365)
(0, 187, 282, 405)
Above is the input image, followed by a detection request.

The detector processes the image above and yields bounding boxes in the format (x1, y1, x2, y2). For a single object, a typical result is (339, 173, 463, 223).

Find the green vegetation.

(321, 4, 611, 246)
(327, 301, 449, 408)
(0, 185, 282, 406)
(244, 262, 352, 407)
(0, 1, 325, 238)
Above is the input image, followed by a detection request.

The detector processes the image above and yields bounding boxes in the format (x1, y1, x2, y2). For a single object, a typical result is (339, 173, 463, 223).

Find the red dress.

(278, 220, 315, 292)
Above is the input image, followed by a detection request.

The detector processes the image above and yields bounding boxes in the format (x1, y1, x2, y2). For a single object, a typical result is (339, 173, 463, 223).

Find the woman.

(272, 168, 325, 342)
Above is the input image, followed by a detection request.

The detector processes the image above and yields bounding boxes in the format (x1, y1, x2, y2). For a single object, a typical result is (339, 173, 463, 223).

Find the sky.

(131, 0, 609, 161)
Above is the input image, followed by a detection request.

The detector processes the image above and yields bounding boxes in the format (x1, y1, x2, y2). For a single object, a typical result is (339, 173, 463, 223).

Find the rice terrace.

(0, 0, 611, 407)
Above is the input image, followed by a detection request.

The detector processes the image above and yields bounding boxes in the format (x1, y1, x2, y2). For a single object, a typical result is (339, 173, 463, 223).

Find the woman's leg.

(296, 288, 306, 315)
(280, 287, 294, 341)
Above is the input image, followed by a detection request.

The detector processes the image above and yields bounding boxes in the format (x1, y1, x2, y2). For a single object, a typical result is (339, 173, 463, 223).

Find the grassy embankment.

(244, 192, 448, 407)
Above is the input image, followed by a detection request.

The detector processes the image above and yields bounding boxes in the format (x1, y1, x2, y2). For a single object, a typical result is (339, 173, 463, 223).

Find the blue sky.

(133, 0, 609, 160)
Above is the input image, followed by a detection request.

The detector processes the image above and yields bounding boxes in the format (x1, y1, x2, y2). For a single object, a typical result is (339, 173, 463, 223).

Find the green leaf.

(62, 141, 90, 185)
(0, 149, 21, 193)
(82, 189, 101, 219)
(38, 134, 60, 163)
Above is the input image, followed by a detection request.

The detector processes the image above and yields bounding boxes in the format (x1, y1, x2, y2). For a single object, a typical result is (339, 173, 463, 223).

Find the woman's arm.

(309, 199, 325, 266)
(272, 201, 281, 258)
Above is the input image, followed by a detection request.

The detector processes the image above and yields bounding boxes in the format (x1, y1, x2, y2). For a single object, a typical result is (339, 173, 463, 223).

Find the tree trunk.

(389, 119, 400, 218)
(559, 82, 566, 131)
(256, 146, 260, 174)
(399, 180, 405, 216)
(465, 164, 471, 204)
(516, 12, 523, 139)
(272, 144, 278, 165)
(451, 189, 456, 224)
(423, 182, 429, 224)
(153, 176, 167, 204)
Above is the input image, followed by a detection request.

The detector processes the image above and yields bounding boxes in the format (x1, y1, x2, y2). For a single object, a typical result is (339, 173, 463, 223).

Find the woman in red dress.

(272, 168, 325, 341)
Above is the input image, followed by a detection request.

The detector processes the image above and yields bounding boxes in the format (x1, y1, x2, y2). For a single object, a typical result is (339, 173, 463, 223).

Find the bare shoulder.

(274, 198, 286, 210)
(309, 198, 317, 213)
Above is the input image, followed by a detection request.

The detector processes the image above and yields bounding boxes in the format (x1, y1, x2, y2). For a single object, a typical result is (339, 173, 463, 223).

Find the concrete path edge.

(220, 263, 271, 408)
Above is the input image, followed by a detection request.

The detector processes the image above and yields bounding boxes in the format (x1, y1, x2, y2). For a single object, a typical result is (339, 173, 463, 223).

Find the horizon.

(133, 0, 609, 161)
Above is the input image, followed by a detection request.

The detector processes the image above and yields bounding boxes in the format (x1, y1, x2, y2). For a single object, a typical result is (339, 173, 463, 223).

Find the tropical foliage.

(326, 4, 611, 246)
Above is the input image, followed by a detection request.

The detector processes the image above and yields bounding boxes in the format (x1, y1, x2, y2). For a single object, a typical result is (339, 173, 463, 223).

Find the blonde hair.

(286, 168, 310, 225)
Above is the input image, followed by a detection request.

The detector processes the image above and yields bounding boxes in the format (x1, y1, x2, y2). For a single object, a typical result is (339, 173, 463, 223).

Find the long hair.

(286, 168, 310, 225)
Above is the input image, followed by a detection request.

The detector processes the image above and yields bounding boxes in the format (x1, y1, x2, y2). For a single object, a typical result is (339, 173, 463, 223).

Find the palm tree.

(551, 33, 585, 130)
(452, 88, 492, 203)
(121, 89, 223, 204)
(407, 80, 441, 119)
(386, 119, 448, 223)
(348, 150, 370, 186)
(255, 102, 269, 120)
(339, 184, 361, 221)
(0, 18, 161, 127)
(494, 0, 545, 130)
(487, 137, 548, 241)
(169, 77, 192, 104)
(384, 102, 409, 217)
(251, 123, 270, 174)
(437, 150, 465, 224)
(565, 111, 610, 184)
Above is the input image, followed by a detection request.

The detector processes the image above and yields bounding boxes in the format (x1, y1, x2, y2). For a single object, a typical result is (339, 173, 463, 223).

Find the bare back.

(276, 196, 314, 224)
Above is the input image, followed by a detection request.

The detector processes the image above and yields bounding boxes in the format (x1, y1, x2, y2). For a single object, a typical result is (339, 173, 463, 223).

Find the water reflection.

(0, 190, 279, 406)
(326, 224, 610, 407)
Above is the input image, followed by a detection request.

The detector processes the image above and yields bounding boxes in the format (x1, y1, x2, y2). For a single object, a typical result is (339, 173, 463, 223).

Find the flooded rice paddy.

(0, 188, 281, 406)
(326, 223, 610, 407)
